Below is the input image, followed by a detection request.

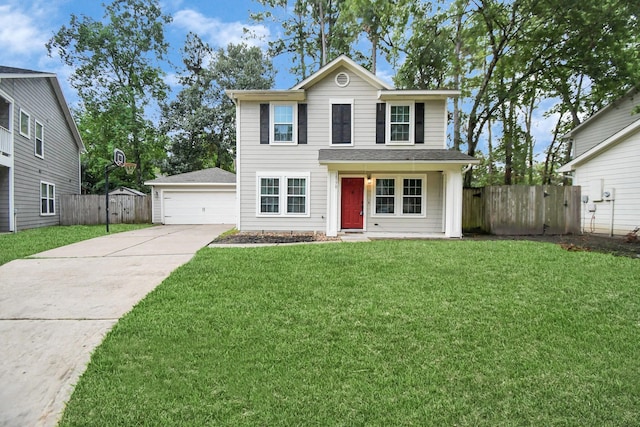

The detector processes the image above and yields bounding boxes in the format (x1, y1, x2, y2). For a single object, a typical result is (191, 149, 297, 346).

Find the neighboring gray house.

(145, 168, 236, 224)
(227, 55, 478, 238)
(559, 88, 640, 236)
(0, 66, 84, 232)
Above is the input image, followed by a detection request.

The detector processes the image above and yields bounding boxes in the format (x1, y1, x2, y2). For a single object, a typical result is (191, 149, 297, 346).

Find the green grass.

(60, 240, 640, 426)
(0, 224, 151, 266)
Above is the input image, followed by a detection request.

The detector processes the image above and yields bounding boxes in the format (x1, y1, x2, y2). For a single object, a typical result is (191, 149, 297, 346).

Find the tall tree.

(161, 39, 275, 174)
(47, 0, 171, 191)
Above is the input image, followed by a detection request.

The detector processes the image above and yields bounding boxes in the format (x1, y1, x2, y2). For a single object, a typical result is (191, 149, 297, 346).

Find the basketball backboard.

(113, 148, 126, 167)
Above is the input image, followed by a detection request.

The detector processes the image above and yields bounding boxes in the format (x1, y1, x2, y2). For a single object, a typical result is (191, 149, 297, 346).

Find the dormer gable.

(291, 55, 392, 91)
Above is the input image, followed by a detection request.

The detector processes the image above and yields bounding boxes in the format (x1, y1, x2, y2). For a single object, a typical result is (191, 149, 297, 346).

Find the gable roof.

(0, 65, 85, 153)
(562, 87, 640, 140)
(292, 55, 393, 91)
(144, 167, 236, 186)
(558, 118, 640, 172)
(109, 186, 146, 196)
(226, 55, 461, 102)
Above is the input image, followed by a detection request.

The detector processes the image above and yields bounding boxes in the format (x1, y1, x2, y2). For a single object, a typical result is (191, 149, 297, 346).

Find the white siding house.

(227, 56, 478, 238)
(559, 89, 640, 236)
(0, 66, 84, 232)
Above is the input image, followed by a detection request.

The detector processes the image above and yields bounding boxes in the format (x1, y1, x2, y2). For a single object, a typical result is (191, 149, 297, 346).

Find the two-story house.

(0, 66, 84, 232)
(227, 56, 478, 238)
(559, 88, 640, 236)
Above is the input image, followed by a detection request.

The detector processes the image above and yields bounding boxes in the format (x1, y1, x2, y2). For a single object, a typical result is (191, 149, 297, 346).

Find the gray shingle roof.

(145, 167, 236, 185)
(318, 149, 478, 163)
(0, 66, 50, 75)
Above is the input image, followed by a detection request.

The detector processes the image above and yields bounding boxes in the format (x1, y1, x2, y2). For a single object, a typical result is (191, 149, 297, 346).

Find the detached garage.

(144, 168, 236, 225)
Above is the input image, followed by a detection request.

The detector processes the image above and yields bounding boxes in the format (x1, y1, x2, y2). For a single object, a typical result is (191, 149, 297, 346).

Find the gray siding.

(365, 172, 443, 233)
(237, 65, 449, 233)
(0, 77, 81, 230)
(573, 92, 640, 157)
(0, 167, 8, 231)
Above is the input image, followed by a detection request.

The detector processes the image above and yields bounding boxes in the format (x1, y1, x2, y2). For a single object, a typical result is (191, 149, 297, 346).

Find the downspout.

(461, 163, 473, 175)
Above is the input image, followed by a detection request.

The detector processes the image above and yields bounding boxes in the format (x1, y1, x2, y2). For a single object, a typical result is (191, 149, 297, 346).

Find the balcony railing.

(0, 126, 11, 156)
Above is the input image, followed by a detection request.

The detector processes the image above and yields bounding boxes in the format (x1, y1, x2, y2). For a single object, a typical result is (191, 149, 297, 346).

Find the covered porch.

(319, 149, 479, 238)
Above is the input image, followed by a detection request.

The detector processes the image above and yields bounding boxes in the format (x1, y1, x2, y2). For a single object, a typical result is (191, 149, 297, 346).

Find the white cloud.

(0, 5, 49, 58)
(172, 9, 269, 49)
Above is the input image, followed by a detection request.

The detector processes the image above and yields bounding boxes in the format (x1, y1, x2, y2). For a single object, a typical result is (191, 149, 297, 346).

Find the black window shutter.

(415, 102, 424, 144)
(376, 103, 386, 144)
(332, 104, 351, 144)
(298, 104, 307, 144)
(260, 104, 269, 144)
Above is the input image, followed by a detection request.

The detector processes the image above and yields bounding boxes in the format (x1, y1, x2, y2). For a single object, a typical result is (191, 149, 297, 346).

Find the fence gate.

(463, 185, 581, 235)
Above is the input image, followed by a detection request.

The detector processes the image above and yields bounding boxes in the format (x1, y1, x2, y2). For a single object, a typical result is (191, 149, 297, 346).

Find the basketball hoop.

(123, 162, 137, 175)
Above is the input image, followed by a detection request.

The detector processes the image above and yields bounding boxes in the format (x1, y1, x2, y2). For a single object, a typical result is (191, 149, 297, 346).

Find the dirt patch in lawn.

(466, 232, 640, 259)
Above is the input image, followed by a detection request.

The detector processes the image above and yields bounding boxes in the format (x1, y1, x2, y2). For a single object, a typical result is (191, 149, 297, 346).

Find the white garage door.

(163, 191, 236, 224)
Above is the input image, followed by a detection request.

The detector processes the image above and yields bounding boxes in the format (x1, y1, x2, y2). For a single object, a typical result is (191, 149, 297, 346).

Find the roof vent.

(335, 72, 350, 87)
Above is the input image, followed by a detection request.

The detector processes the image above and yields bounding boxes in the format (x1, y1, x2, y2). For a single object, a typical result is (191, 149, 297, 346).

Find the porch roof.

(318, 149, 479, 164)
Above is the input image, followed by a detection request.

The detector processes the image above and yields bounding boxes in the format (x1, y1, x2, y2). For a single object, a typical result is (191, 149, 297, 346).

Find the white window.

(373, 175, 426, 216)
(20, 109, 30, 138)
(40, 181, 55, 215)
(271, 104, 296, 144)
(375, 178, 395, 214)
(257, 173, 309, 216)
(35, 120, 44, 158)
(387, 103, 414, 144)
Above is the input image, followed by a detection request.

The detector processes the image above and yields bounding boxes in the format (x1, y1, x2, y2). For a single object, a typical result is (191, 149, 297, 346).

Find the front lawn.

(0, 224, 151, 266)
(60, 240, 640, 426)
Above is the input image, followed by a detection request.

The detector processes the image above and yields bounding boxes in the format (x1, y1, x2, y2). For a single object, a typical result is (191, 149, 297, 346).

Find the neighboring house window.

(260, 103, 307, 145)
(376, 102, 425, 145)
(40, 181, 55, 215)
(257, 173, 309, 216)
(388, 104, 412, 143)
(35, 120, 44, 158)
(374, 175, 426, 216)
(331, 99, 353, 144)
(20, 109, 30, 138)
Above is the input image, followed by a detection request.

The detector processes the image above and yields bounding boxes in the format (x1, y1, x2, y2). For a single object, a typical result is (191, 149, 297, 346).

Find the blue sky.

(0, 0, 398, 97)
(0, 0, 558, 156)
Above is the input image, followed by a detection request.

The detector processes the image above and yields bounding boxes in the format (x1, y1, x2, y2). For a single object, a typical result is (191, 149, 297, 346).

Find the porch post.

(444, 169, 463, 238)
(326, 171, 339, 237)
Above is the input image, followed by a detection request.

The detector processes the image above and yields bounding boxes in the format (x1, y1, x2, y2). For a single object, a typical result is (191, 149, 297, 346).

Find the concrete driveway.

(0, 224, 232, 427)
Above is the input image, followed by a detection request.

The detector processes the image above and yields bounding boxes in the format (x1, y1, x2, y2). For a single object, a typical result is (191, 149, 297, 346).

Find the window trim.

(329, 98, 354, 146)
(35, 120, 44, 158)
(386, 102, 415, 145)
(20, 108, 31, 138)
(270, 102, 298, 145)
(40, 181, 55, 216)
(372, 174, 426, 217)
(256, 172, 310, 217)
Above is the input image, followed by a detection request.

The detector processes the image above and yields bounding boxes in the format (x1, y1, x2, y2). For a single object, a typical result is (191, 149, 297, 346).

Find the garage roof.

(145, 167, 236, 185)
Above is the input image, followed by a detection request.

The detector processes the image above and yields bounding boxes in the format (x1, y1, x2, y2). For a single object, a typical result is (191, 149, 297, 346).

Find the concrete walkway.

(0, 224, 232, 427)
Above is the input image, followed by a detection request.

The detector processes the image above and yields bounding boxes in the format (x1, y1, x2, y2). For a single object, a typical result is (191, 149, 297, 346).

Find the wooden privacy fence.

(60, 194, 151, 226)
(463, 185, 582, 235)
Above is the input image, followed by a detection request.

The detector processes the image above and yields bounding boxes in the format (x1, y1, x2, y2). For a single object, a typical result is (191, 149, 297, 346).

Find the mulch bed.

(212, 231, 640, 259)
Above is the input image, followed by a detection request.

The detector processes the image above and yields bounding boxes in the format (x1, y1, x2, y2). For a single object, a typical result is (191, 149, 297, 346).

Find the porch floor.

(339, 232, 451, 242)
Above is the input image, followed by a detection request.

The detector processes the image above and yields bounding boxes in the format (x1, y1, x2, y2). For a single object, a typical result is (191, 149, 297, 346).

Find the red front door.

(341, 177, 364, 229)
